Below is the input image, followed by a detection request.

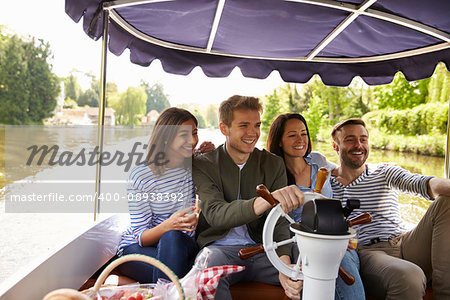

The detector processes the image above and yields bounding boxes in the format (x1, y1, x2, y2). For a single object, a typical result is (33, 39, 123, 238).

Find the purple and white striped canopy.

(66, 0, 450, 86)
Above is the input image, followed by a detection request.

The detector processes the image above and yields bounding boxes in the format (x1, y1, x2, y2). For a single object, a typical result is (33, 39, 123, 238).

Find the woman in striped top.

(267, 113, 365, 300)
(118, 107, 206, 283)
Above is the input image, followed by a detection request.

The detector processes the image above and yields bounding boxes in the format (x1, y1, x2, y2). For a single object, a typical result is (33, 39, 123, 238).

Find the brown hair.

(219, 95, 263, 126)
(331, 118, 367, 142)
(146, 107, 198, 176)
(267, 113, 312, 185)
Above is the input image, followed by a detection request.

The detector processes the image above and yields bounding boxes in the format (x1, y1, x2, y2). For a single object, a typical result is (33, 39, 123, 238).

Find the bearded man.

(329, 118, 450, 300)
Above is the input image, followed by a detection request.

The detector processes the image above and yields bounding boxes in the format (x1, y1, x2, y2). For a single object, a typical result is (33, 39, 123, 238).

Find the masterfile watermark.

(4, 125, 193, 213)
(25, 142, 169, 172)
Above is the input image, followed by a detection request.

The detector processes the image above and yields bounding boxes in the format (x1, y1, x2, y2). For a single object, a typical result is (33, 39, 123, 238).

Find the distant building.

(47, 107, 115, 126)
(85, 107, 116, 126)
(141, 110, 160, 126)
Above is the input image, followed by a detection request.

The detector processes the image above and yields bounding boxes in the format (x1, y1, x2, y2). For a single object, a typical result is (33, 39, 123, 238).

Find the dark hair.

(331, 118, 367, 142)
(219, 95, 263, 126)
(267, 113, 312, 185)
(146, 107, 198, 176)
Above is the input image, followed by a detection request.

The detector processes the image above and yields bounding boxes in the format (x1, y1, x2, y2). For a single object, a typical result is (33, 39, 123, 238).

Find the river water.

(0, 128, 444, 284)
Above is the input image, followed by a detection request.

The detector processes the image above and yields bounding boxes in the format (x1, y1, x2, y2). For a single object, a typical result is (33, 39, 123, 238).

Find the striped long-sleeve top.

(118, 164, 196, 252)
(330, 164, 433, 246)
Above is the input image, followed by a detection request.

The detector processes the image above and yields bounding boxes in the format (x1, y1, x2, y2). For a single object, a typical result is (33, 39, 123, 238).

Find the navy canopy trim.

(66, 0, 450, 85)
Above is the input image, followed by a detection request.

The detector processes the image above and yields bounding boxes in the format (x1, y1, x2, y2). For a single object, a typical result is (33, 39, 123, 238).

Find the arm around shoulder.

(309, 151, 337, 171)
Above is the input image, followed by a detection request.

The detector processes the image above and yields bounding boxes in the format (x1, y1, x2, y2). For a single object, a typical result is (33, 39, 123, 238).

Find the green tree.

(373, 73, 429, 110)
(63, 97, 78, 109)
(177, 103, 207, 128)
(295, 82, 315, 112)
(304, 94, 328, 140)
(295, 76, 369, 125)
(261, 91, 283, 134)
(287, 77, 328, 118)
(78, 88, 98, 107)
(110, 86, 147, 125)
(77, 74, 98, 107)
(142, 82, 170, 113)
(193, 108, 206, 128)
(274, 83, 302, 112)
(107, 82, 119, 101)
(64, 72, 82, 102)
(342, 80, 370, 119)
(76, 74, 118, 108)
(107, 92, 122, 123)
(0, 30, 60, 124)
(205, 104, 218, 128)
(427, 63, 450, 104)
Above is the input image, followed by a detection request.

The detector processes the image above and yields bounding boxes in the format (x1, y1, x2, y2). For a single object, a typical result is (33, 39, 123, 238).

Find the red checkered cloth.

(197, 265, 245, 300)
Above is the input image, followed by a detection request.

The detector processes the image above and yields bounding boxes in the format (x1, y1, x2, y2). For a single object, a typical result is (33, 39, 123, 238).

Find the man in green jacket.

(193, 95, 304, 300)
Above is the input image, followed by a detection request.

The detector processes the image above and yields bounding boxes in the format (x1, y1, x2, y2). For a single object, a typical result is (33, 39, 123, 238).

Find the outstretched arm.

(428, 177, 450, 199)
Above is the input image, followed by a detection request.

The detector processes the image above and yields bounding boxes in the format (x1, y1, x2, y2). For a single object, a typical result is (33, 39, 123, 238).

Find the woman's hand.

(279, 255, 303, 299)
(196, 141, 215, 154)
(162, 207, 198, 232)
(279, 273, 303, 300)
(347, 238, 357, 250)
(140, 207, 198, 246)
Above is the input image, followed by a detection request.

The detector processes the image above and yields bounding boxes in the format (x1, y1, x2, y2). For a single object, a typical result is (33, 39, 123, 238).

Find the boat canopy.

(64, 0, 450, 216)
(66, 0, 450, 86)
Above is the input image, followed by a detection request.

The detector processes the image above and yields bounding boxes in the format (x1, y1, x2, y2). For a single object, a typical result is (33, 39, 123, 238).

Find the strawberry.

(127, 292, 143, 300)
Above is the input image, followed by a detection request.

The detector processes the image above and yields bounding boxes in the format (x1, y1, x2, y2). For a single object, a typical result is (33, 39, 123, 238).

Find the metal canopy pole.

(445, 97, 450, 179)
(94, 7, 110, 221)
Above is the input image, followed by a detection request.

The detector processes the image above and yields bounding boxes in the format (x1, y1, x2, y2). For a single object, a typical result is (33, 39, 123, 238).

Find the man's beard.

(341, 148, 368, 169)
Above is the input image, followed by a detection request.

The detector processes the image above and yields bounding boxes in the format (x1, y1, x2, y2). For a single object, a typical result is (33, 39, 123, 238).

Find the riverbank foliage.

(0, 27, 60, 125)
(316, 126, 446, 157)
(362, 103, 448, 156)
(262, 63, 450, 157)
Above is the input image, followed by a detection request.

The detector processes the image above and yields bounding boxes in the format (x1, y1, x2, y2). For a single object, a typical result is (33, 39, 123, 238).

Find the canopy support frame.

(286, 0, 450, 43)
(206, 0, 226, 53)
(446, 97, 450, 179)
(107, 5, 450, 63)
(94, 7, 110, 221)
(306, 0, 377, 60)
(104, 0, 174, 10)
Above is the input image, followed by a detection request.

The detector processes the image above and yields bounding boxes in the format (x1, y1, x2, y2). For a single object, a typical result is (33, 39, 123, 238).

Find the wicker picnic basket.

(43, 254, 185, 300)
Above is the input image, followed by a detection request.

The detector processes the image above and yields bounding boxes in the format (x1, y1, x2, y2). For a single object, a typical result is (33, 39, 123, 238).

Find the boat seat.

(230, 282, 286, 299)
(366, 283, 433, 300)
(79, 271, 136, 290)
(231, 282, 434, 300)
(230, 281, 434, 300)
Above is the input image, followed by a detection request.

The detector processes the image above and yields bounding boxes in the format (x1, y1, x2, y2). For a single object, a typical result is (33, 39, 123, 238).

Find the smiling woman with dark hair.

(267, 113, 366, 300)
(116, 107, 212, 283)
(267, 113, 333, 203)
